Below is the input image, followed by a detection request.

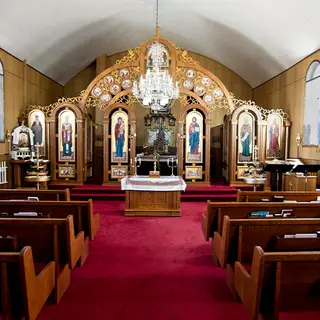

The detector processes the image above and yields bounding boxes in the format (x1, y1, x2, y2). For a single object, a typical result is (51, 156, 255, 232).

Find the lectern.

(264, 164, 294, 191)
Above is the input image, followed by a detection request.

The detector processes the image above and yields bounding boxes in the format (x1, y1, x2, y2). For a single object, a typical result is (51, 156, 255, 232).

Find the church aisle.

(37, 201, 318, 320)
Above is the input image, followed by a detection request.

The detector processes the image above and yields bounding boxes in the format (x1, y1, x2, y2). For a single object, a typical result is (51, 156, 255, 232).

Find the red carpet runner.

(38, 201, 320, 320)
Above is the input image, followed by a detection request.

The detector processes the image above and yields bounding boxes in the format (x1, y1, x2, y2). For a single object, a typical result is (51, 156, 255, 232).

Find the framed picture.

(58, 164, 75, 178)
(185, 166, 202, 180)
(58, 109, 76, 162)
(111, 165, 128, 179)
(185, 110, 203, 163)
(266, 113, 283, 159)
(28, 109, 46, 156)
(86, 114, 93, 162)
(145, 127, 175, 147)
(237, 165, 248, 180)
(238, 111, 255, 163)
(147, 44, 169, 68)
(111, 109, 128, 163)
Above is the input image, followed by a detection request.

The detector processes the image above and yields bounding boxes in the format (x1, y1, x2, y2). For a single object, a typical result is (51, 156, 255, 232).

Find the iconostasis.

(15, 31, 291, 187)
(223, 101, 291, 187)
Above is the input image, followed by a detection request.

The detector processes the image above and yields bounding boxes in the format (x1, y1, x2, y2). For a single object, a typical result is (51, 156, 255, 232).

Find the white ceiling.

(1, 0, 320, 88)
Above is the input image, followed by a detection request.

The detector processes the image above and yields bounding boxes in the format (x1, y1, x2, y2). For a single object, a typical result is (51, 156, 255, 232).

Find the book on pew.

(273, 196, 284, 202)
(284, 233, 318, 238)
(27, 197, 39, 201)
(295, 233, 318, 238)
(14, 212, 38, 217)
(250, 211, 270, 217)
(260, 199, 270, 202)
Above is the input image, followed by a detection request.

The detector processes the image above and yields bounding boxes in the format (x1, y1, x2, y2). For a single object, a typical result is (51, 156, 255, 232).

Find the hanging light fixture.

(132, 0, 179, 113)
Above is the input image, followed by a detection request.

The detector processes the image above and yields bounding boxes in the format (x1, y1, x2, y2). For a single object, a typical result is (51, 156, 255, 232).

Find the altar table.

(121, 176, 187, 217)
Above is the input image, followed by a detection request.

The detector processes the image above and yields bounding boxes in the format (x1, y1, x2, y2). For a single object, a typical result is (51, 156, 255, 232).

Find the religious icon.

(111, 165, 128, 179)
(238, 112, 254, 163)
(185, 110, 203, 163)
(28, 109, 46, 156)
(266, 113, 282, 159)
(185, 166, 202, 179)
(111, 110, 128, 163)
(18, 131, 30, 147)
(58, 164, 75, 178)
(86, 114, 93, 162)
(58, 109, 75, 162)
(146, 44, 169, 68)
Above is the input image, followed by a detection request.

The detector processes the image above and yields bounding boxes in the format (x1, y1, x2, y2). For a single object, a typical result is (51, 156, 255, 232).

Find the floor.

(37, 201, 320, 320)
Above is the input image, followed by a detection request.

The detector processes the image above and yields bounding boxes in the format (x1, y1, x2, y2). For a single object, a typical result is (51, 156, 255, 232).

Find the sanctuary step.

(70, 183, 238, 202)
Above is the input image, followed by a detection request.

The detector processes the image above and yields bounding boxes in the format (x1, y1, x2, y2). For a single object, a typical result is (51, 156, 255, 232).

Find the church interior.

(1, 0, 320, 319)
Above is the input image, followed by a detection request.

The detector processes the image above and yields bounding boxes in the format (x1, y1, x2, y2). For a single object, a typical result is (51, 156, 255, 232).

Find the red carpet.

(37, 201, 320, 320)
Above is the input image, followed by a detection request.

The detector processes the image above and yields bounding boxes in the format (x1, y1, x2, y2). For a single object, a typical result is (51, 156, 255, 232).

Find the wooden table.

(121, 176, 186, 217)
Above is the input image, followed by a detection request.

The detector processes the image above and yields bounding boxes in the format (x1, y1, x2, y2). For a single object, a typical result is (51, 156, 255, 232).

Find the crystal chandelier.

(132, 0, 179, 113)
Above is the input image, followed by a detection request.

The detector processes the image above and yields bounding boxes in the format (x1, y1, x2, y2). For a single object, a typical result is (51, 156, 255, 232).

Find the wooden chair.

(0, 188, 70, 201)
(236, 190, 320, 202)
(0, 246, 55, 320)
(0, 199, 99, 265)
(234, 246, 320, 320)
(0, 216, 84, 303)
(202, 201, 320, 241)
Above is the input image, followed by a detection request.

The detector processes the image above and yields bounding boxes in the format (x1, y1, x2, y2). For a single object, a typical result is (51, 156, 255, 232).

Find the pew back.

(0, 217, 70, 265)
(0, 199, 98, 240)
(202, 201, 320, 241)
(217, 216, 320, 268)
(0, 188, 70, 201)
(235, 247, 320, 319)
(236, 190, 320, 202)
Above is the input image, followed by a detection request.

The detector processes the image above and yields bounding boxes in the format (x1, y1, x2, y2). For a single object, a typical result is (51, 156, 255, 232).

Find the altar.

(121, 176, 186, 217)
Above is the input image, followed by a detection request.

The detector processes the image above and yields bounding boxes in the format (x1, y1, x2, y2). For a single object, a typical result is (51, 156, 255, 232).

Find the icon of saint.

(31, 114, 43, 146)
(189, 117, 200, 154)
(240, 117, 251, 158)
(269, 118, 280, 153)
(115, 117, 125, 158)
(62, 116, 73, 157)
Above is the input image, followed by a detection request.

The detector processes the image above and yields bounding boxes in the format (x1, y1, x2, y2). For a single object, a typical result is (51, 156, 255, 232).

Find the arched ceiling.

(1, 0, 320, 88)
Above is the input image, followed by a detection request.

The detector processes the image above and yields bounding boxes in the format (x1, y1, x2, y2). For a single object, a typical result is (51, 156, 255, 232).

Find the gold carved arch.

(80, 32, 234, 115)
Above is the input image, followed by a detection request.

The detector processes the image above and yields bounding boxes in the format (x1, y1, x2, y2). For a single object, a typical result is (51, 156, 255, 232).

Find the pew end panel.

(0, 247, 55, 320)
(87, 199, 99, 241)
(0, 216, 82, 303)
(21, 246, 56, 320)
(235, 247, 320, 320)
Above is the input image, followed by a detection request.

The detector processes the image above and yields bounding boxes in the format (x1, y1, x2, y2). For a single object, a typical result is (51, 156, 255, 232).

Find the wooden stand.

(283, 173, 317, 191)
(124, 190, 181, 217)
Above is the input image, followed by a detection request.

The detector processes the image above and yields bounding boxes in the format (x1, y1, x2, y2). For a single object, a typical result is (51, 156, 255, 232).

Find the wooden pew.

(0, 246, 55, 320)
(0, 199, 99, 265)
(0, 215, 84, 303)
(202, 201, 320, 241)
(213, 216, 320, 268)
(213, 216, 320, 298)
(234, 246, 320, 320)
(0, 188, 70, 201)
(237, 190, 320, 202)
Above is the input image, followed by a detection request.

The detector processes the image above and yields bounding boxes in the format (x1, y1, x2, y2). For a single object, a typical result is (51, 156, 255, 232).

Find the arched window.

(303, 61, 320, 145)
(0, 60, 4, 142)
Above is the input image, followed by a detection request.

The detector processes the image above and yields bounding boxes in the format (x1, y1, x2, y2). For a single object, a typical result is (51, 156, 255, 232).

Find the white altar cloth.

(121, 176, 187, 192)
